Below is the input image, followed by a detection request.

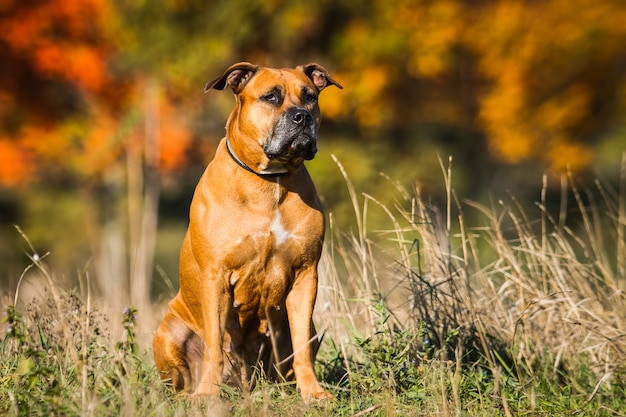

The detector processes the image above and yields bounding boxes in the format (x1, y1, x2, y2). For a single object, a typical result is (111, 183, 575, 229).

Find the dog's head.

(205, 63, 342, 174)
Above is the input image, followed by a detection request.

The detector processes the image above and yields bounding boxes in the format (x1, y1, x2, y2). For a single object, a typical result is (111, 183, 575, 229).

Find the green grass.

(2, 161, 626, 416)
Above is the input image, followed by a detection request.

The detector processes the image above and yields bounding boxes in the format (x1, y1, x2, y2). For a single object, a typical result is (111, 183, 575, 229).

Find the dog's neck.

(225, 137, 289, 177)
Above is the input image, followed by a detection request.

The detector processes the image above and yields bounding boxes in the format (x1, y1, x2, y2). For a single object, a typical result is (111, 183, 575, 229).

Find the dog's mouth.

(263, 108, 318, 164)
(264, 133, 317, 161)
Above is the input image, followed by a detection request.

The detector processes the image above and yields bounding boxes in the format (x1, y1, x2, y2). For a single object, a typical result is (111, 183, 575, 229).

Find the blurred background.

(1, 0, 625, 314)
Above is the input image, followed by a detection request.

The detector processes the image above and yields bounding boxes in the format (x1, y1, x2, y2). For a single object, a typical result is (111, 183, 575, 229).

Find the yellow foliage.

(3, 0, 626, 186)
(465, 0, 626, 169)
(318, 73, 348, 121)
(407, 1, 461, 77)
(486, 126, 536, 165)
(548, 139, 593, 173)
(480, 67, 534, 163)
(354, 66, 391, 128)
(325, 0, 626, 170)
(535, 84, 590, 132)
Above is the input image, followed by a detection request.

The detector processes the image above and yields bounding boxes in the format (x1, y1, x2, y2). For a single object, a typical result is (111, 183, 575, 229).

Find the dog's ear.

(298, 63, 343, 91)
(205, 62, 259, 94)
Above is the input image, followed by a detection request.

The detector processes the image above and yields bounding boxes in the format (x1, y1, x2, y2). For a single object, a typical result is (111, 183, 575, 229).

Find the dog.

(153, 62, 342, 402)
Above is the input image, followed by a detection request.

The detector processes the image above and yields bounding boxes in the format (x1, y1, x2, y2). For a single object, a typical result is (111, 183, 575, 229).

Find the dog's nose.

(291, 109, 312, 126)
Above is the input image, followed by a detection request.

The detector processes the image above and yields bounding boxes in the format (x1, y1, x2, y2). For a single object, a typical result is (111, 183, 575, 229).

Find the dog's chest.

(223, 208, 304, 280)
(222, 208, 312, 332)
(270, 211, 291, 246)
(220, 182, 318, 273)
(199, 174, 323, 331)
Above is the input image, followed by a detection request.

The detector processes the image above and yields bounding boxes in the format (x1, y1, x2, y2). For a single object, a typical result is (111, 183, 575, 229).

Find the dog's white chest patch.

(270, 179, 292, 247)
(271, 212, 291, 246)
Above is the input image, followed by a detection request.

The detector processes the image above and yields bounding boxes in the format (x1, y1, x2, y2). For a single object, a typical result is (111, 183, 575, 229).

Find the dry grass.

(2, 155, 626, 416)
(315, 155, 626, 414)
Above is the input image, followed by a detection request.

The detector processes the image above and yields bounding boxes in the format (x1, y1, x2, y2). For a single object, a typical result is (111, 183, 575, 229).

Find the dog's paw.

(192, 382, 221, 398)
(298, 383, 334, 403)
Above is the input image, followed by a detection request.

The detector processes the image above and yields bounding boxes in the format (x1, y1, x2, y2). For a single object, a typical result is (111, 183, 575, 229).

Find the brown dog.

(153, 63, 342, 401)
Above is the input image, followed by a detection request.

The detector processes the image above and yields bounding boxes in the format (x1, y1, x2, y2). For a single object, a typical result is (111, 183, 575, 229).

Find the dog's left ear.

(205, 62, 259, 94)
(298, 64, 343, 91)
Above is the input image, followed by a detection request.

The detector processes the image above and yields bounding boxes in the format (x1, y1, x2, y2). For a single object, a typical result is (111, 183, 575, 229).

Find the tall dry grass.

(2, 153, 625, 415)
(315, 154, 626, 403)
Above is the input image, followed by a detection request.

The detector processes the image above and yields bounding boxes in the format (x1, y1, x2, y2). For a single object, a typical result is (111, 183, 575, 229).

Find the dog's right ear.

(205, 62, 259, 94)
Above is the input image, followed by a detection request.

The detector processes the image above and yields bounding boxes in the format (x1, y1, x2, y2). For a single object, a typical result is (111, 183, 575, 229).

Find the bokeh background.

(1, 0, 625, 313)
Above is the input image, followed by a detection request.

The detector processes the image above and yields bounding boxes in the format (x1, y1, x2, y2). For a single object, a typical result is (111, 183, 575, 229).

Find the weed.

(116, 306, 139, 356)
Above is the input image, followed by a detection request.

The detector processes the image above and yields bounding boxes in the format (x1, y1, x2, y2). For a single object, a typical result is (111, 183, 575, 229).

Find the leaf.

(17, 357, 36, 376)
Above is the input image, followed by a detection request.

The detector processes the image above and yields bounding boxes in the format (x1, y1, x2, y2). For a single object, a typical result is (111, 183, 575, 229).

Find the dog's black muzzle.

(263, 108, 318, 161)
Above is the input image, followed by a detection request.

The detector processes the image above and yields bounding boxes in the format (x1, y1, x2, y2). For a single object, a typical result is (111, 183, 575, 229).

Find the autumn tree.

(2, 0, 625, 307)
(308, 0, 626, 174)
(0, 0, 191, 314)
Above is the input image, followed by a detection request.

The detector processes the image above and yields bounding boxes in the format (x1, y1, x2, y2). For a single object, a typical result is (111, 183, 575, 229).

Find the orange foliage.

(0, 138, 31, 186)
(2, 0, 626, 188)
(0, 94, 192, 187)
(34, 43, 107, 92)
(0, 0, 111, 93)
(123, 82, 193, 173)
(158, 99, 192, 172)
(0, 0, 192, 187)
(0, 0, 117, 187)
(79, 115, 120, 177)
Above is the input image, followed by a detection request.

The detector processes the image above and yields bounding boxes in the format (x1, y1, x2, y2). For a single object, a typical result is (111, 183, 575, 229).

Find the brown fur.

(153, 63, 341, 401)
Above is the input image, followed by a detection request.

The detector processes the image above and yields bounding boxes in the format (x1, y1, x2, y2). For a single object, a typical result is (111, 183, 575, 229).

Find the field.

(2, 162, 626, 416)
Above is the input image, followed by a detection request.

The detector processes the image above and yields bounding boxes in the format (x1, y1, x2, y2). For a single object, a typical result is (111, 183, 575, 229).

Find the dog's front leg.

(286, 266, 331, 402)
(194, 272, 229, 397)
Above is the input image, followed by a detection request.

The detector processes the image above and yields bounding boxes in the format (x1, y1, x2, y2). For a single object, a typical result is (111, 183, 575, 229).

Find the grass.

(2, 156, 626, 416)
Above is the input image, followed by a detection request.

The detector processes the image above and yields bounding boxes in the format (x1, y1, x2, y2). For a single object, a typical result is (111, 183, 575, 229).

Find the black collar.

(225, 138, 288, 178)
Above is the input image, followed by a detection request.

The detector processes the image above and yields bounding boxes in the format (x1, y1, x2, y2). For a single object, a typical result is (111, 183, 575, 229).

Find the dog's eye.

(262, 93, 279, 104)
(304, 92, 317, 103)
